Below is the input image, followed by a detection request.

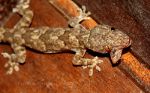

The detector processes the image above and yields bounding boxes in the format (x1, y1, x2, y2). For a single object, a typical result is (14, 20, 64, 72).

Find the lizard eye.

(111, 27, 115, 31)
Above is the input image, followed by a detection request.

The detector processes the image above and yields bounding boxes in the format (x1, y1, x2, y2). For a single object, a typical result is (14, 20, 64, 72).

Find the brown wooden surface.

(51, 0, 150, 92)
(73, 0, 150, 66)
(0, 0, 147, 93)
(0, 0, 18, 26)
(72, 0, 150, 92)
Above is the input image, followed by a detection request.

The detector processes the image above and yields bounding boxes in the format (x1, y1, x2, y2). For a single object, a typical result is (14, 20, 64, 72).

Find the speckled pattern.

(0, 0, 131, 76)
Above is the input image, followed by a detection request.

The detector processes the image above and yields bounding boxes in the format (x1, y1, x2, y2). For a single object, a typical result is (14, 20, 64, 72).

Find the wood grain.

(0, 0, 146, 93)
(72, 0, 150, 92)
(73, 0, 150, 66)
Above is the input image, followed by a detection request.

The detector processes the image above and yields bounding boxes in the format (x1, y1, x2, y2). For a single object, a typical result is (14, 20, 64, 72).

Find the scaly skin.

(0, 0, 131, 76)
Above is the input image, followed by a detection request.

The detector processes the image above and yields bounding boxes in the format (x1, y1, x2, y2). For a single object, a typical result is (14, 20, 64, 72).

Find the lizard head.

(86, 25, 132, 64)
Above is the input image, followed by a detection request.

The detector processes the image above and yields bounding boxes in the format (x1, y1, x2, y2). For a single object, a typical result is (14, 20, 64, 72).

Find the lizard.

(0, 0, 131, 76)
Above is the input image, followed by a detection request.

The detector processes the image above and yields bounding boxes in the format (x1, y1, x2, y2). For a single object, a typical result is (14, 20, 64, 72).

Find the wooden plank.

(73, 0, 150, 66)
(72, 0, 150, 92)
(0, 0, 18, 26)
(51, 0, 150, 92)
(0, 0, 145, 93)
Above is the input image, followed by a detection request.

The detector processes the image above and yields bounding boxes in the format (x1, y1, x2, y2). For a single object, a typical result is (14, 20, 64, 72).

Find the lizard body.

(0, 0, 131, 76)
(1, 27, 89, 52)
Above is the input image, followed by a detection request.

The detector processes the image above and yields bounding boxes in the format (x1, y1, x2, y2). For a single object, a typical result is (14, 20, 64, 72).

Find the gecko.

(0, 0, 131, 76)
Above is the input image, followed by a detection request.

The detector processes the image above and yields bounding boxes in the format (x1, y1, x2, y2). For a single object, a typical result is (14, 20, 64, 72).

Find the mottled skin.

(0, 0, 131, 76)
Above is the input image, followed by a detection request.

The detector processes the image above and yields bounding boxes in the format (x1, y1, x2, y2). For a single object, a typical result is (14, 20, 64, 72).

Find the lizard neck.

(78, 29, 90, 47)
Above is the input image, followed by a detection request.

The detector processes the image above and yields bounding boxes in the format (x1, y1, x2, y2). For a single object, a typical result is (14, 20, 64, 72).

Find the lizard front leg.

(68, 6, 91, 28)
(72, 49, 103, 76)
(13, 0, 33, 29)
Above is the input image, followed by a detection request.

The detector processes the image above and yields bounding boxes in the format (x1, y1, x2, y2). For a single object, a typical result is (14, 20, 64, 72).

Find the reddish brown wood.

(73, 0, 150, 92)
(0, 0, 18, 26)
(73, 0, 150, 66)
(0, 0, 145, 93)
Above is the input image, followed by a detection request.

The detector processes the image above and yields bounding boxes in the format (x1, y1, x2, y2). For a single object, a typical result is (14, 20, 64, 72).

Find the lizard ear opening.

(110, 48, 122, 64)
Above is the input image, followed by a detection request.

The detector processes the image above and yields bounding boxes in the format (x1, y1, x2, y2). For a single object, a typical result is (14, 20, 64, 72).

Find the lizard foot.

(82, 56, 103, 76)
(68, 5, 91, 28)
(1, 52, 20, 74)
